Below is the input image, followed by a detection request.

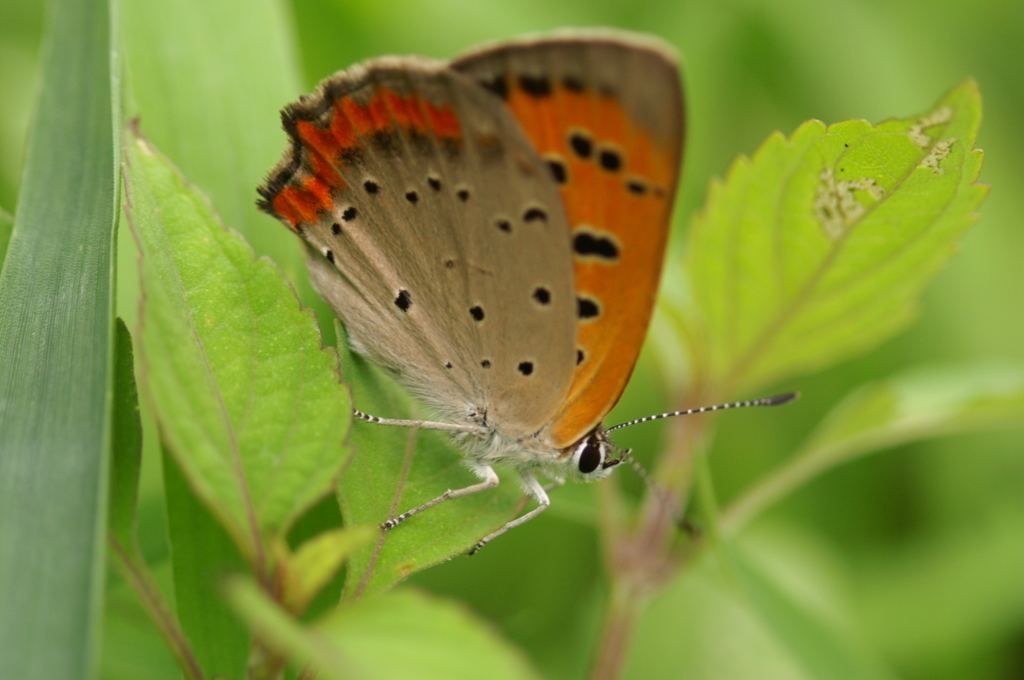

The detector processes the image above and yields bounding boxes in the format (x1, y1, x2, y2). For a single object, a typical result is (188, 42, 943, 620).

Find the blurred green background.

(2, 0, 1021, 678)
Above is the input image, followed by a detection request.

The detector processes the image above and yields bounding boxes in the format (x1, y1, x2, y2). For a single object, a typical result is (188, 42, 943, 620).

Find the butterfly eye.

(577, 440, 603, 474)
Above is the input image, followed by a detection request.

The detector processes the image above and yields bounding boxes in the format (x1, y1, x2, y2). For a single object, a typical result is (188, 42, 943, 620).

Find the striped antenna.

(606, 392, 799, 434)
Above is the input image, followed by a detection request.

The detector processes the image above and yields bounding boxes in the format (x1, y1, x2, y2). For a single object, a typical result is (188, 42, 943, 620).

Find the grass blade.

(0, 0, 119, 676)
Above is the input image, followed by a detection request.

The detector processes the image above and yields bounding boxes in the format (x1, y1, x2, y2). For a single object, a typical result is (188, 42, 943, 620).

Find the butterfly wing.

(452, 30, 685, 449)
(258, 57, 577, 437)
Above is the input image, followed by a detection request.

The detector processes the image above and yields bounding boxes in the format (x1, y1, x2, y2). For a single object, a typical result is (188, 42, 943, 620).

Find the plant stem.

(589, 579, 646, 680)
(590, 405, 708, 680)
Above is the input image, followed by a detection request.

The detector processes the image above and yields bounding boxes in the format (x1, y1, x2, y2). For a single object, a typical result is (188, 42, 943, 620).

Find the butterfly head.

(564, 428, 623, 482)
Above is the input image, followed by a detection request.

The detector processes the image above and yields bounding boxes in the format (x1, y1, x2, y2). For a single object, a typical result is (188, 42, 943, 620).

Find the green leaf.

(109, 318, 143, 549)
(337, 321, 525, 598)
(163, 445, 251, 679)
(0, 206, 12, 265)
(628, 544, 894, 680)
(109, 322, 207, 680)
(627, 554, 811, 680)
(124, 128, 352, 562)
(228, 579, 543, 680)
(280, 525, 377, 614)
(855, 502, 1024, 674)
(729, 546, 896, 680)
(0, 0, 119, 676)
(723, 363, 1024, 533)
(679, 80, 987, 395)
(101, 579, 183, 680)
(121, 0, 303, 271)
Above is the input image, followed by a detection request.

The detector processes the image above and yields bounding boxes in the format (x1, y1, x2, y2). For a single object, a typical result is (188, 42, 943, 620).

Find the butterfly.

(258, 29, 793, 551)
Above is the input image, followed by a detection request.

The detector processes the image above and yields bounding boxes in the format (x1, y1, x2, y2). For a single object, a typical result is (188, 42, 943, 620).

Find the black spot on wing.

(545, 157, 568, 184)
(479, 75, 508, 100)
(569, 132, 593, 159)
(577, 297, 600, 319)
(340, 147, 366, 165)
(395, 290, 412, 312)
(573, 231, 620, 260)
(598, 147, 622, 172)
(562, 75, 585, 92)
(523, 207, 547, 223)
(370, 130, 400, 153)
(519, 74, 552, 97)
(626, 178, 648, 195)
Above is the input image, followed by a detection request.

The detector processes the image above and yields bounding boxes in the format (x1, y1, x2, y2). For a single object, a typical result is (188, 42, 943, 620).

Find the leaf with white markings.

(677, 80, 987, 395)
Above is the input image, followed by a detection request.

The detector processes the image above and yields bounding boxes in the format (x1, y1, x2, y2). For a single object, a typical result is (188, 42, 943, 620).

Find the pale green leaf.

(626, 554, 811, 680)
(124, 128, 352, 561)
(680, 80, 987, 394)
(121, 0, 303, 271)
(0, 0, 119, 676)
(724, 363, 1024, 533)
(227, 579, 543, 680)
(282, 525, 377, 614)
(729, 547, 896, 680)
(628, 545, 894, 680)
(337, 320, 525, 599)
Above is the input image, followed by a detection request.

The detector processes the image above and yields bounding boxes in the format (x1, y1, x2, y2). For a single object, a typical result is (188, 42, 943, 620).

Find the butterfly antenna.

(605, 392, 799, 434)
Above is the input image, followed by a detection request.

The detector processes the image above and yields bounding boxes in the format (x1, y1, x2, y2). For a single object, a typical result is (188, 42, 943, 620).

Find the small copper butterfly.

(258, 29, 794, 551)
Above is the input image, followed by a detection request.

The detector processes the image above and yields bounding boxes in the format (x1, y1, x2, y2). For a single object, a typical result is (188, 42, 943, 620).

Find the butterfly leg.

(355, 409, 485, 434)
(469, 471, 549, 554)
(381, 465, 500, 530)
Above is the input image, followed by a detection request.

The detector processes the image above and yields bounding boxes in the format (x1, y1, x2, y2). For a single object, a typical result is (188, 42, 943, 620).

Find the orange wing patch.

(261, 87, 462, 230)
(504, 77, 680, 449)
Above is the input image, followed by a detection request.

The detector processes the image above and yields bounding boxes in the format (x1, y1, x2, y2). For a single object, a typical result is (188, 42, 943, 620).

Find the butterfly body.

(258, 30, 683, 547)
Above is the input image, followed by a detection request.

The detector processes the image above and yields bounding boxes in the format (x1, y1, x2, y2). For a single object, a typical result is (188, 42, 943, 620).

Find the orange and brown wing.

(453, 31, 685, 448)
(258, 57, 579, 437)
